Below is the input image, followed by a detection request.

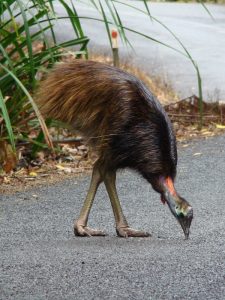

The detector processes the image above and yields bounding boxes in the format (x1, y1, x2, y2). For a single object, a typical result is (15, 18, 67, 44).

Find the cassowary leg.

(74, 164, 106, 237)
(104, 171, 150, 238)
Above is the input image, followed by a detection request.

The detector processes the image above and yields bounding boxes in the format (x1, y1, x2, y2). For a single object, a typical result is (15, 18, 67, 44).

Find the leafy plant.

(0, 0, 89, 165)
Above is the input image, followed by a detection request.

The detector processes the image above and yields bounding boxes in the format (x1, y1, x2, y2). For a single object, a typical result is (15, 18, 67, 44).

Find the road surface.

(1, 135, 225, 299)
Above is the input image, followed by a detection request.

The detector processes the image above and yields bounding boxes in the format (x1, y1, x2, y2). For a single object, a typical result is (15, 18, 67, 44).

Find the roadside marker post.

(111, 29, 119, 67)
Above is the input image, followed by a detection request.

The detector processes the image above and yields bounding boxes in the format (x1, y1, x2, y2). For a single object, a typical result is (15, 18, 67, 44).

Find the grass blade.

(98, 0, 112, 49)
(0, 90, 16, 151)
(16, 0, 35, 84)
(198, 1, 214, 20)
(142, 0, 153, 21)
(0, 63, 53, 150)
(58, 0, 81, 38)
(0, 44, 15, 70)
(70, 0, 85, 37)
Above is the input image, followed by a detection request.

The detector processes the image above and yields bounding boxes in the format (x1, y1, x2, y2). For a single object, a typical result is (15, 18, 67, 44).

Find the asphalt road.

(51, 1, 225, 101)
(1, 135, 225, 299)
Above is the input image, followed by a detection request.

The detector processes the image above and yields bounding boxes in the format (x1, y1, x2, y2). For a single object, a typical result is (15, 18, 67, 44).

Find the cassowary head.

(158, 177, 193, 239)
(151, 176, 193, 239)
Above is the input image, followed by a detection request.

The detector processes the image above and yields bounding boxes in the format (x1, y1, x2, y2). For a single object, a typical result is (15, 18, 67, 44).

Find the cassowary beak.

(161, 177, 193, 239)
(176, 207, 193, 239)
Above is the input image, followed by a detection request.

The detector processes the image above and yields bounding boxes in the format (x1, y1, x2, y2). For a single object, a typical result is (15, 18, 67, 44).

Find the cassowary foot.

(116, 226, 151, 238)
(74, 222, 106, 237)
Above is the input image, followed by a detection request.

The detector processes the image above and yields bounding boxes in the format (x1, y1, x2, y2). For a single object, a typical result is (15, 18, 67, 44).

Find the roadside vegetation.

(0, 0, 224, 187)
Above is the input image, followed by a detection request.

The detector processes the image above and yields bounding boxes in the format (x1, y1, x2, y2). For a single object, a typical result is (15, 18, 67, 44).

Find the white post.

(111, 29, 119, 67)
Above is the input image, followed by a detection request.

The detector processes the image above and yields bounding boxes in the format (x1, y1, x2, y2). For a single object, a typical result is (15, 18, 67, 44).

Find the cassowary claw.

(74, 222, 106, 237)
(116, 226, 151, 238)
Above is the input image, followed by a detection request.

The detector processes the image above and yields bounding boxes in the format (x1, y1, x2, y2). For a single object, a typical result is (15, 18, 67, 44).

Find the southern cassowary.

(36, 60, 193, 239)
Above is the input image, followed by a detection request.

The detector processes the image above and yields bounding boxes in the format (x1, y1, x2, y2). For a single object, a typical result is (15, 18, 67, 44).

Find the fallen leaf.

(56, 164, 66, 170)
(56, 164, 72, 173)
(216, 124, 225, 129)
(0, 141, 17, 173)
(193, 152, 202, 156)
(29, 171, 37, 177)
(3, 176, 11, 184)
